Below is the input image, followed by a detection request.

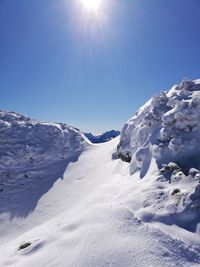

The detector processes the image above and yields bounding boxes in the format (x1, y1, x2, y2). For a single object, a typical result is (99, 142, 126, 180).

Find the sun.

(80, 0, 103, 11)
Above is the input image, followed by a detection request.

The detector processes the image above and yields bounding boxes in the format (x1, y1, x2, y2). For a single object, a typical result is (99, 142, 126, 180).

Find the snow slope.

(1, 79, 200, 267)
(1, 139, 200, 267)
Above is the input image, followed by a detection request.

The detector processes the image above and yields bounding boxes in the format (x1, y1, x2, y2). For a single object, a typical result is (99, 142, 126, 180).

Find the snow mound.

(114, 79, 200, 231)
(0, 110, 88, 217)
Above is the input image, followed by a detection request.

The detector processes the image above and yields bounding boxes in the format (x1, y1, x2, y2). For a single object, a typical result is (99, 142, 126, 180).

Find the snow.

(0, 110, 88, 218)
(1, 139, 200, 267)
(1, 79, 200, 266)
(115, 79, 200, 173)
(115, 78, 200, 232)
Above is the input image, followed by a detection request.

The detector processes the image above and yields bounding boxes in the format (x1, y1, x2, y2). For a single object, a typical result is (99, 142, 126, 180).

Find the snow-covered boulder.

(114, 79, 200, 176)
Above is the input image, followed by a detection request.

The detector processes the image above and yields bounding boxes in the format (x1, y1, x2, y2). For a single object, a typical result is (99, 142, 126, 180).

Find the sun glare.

(80, 0, 103, 11)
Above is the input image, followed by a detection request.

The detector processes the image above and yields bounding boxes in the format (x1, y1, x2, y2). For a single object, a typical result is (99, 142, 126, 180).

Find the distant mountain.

(84, 130, 120, 143)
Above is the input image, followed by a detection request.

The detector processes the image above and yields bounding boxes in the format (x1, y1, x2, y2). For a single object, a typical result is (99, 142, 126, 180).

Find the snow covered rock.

(0, 110, 88, 217)
(114, 79, 200, 231)
(115, 79, 200, 176)
(0, 110, 87, 167)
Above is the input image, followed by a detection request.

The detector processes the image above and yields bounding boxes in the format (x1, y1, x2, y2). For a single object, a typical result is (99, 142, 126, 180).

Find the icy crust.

(115, 79, 200, 175)
(0, 111, 87, 200)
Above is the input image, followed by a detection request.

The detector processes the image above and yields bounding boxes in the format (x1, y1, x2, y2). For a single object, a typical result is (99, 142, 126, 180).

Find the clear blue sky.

(1, 0, 200, 133)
